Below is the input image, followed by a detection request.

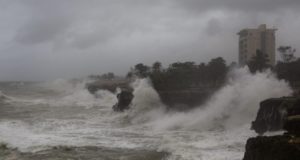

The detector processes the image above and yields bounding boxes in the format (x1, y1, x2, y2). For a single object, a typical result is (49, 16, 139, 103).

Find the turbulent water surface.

(0, 68, 293, 160)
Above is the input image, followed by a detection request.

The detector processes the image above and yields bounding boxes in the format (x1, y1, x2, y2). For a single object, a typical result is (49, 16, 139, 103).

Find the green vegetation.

(240, 47, 300, 89)
(88, 47, 299, 94)
(278, 46, 296, 63)
(126, 47, 300, 92)
(127, 57, 229, 91)
(88, 72, 115, 80)
(276, 46, 300, 87)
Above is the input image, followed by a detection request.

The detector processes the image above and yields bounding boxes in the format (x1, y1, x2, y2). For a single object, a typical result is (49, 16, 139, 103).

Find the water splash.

(126, 79, 166, 124)
(126, 67, 292, 131)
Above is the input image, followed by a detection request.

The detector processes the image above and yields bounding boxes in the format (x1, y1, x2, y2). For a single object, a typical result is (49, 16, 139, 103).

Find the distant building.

(238, 24, 277, 66)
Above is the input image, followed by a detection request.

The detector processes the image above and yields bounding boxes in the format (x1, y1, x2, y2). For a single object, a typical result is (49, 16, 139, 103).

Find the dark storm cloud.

(14, 0, 76, 44)
(15, 16, 71, 44)
(0, 0, 299, 80)
(205, 18, 222, 36)
(174, 0, 300, 13)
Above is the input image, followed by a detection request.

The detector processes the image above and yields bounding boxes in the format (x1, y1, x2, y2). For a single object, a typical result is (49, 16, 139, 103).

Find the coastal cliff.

(243, 135, 300, 160)
(243, 97, 300, 160)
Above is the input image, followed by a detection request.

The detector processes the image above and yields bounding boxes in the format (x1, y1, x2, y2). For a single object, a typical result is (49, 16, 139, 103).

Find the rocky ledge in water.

(0, 145, 169, 160)
(243, 135, 300, 160)
(251, 97, 300, 135)
(112, 89, 134, 112)
(243, 97, 300, 160)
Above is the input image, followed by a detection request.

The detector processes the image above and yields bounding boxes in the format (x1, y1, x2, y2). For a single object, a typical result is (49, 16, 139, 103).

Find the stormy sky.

(0, 0, 299, 80)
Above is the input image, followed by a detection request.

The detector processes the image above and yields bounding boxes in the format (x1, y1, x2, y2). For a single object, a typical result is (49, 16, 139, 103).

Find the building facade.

(238, 24, 277, 66)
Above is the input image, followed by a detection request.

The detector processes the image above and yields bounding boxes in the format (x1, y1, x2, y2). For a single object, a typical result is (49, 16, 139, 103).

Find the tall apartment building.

(238, 24, 277, 66)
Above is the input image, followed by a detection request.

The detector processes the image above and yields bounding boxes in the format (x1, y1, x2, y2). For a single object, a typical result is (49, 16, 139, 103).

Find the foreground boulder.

(243, 135, 300, 160)
(251, 97, 300, 135)
(284, 115, 300, 136)
(243, 97, 300, 160)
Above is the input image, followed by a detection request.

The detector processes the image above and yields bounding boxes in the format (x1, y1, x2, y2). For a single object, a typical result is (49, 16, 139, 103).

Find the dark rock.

(113, 90, 134, 112)
(251, 97, 300, 135)
(243, 97, 300, 160)
(243, 135, 300, 160)
(284, 115, 300, 136)
(85, 79, 134, 112)
(158, 90, 213, 110)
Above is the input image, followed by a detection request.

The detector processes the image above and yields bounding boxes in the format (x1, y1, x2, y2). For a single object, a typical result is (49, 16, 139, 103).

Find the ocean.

(0, 68, 292, 160)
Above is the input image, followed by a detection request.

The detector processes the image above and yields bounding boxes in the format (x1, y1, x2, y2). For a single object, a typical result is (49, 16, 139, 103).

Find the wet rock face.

(251, 97, 300, 135)
(158, 90, 212, 110)
(284, 115, 300, 136)
(85, 80, 134, 111)
(243, 135, 300, 160)
(244, 97, 300, 160)
(112, 90, 134, 112)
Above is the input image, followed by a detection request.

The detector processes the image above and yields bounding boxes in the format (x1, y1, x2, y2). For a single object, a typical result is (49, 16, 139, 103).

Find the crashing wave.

(122, 67, 292, 131)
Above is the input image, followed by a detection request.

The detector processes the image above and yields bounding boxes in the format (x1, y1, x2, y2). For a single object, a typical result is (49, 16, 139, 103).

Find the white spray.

(128, 67, 292, 131)
(127, 78, 166, 124)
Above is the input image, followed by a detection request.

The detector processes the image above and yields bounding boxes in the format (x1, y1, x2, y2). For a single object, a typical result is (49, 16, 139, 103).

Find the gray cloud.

(173, 0, 300, 13)
(0, 0, 299, 80)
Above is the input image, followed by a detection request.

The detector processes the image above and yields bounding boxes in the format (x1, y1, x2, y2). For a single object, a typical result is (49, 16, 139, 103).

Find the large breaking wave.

(127, 67, 292, 131)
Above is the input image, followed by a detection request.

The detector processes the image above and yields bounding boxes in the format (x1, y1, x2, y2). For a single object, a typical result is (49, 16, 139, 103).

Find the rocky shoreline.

(243, 97, 300, 160)
(243, 135, 300, 160)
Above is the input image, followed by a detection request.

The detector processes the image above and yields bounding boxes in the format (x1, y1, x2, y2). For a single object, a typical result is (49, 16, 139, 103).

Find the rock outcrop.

(112, 90, 134, 112)
(243, 135, 300, 160)
(85, 79, 134, 112)
(284, 115, 300, 136)
(251, 97, 300, 135)
(243, 97, 300, 160)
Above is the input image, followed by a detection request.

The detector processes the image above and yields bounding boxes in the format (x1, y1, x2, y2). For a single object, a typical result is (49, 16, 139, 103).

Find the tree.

(134, 63, 150, 78)
(247, 50, 270, 73)
(276, 46, 299, 85)
(127, 57, 230, 91)
(207, 57, 227, 85)
(152, 61, 162, 73)
(101, 72, 115, 80)
(277, 46, 296, 63)
(150, 61, 165, 90)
